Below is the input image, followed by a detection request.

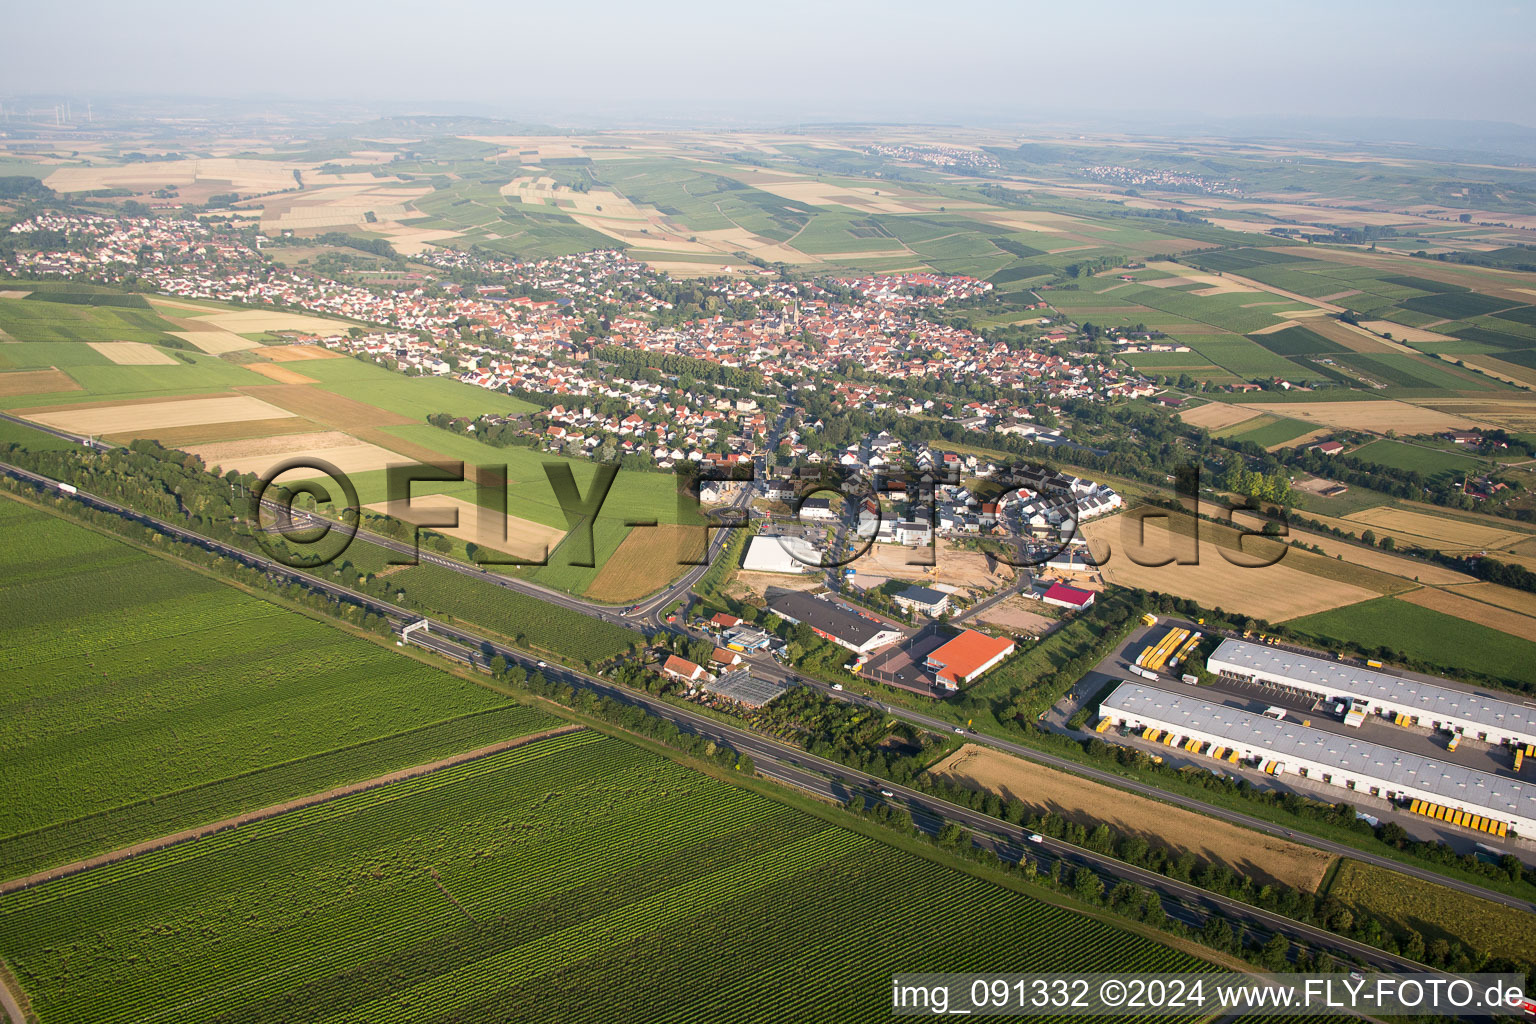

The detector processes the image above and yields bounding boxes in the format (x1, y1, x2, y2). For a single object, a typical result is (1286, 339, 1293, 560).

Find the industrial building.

(767, 592, 903, 654)
(741, 535, 814, 574)
(1207, 639, 1536, 749)
(1041, 581, 1095, 610)
(1099, 682, 1535, 836)
(925, 629, 1016, 690)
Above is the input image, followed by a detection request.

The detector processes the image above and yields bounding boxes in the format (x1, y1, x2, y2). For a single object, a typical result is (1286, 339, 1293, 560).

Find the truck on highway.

(57, 482, 77, 495)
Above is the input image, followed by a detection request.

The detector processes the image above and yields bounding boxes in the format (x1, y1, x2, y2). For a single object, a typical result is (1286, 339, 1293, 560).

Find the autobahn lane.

(746, 663, 1536, 916)
(0, 460, 1511, 964)
(401, 624, 1415, 973)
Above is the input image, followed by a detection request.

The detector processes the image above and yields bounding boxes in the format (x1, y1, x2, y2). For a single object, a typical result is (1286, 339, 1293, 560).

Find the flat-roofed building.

(1100, 681, 1536, 836)
(1208, 639, 1536, 749)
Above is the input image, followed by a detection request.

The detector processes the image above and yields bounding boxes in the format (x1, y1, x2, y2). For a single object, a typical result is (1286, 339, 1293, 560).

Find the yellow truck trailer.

(1227, 751, 1239, 763)
(1410, 799, 1422, 814)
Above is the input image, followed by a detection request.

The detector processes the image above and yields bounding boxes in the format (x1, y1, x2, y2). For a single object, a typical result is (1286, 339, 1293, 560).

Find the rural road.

(4, 448, 1531, 965)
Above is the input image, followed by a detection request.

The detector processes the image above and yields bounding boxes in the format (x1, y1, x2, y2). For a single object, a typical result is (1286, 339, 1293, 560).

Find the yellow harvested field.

(1342, 507, 1529, 551)
(24, 395, 296, 435)
(0, 369, 79, 397)
(87, 341, 177, 365)
(236, 384, 414, 429)
(186, 431, 403, 479)
(1239, 400, 1495, 432)
(1177, 402, 1264, 431)
(245, 363, 318, 384)
(1358, 321, 1452, 343)
(113, 416, 324, 448)
(0, 290, 33, 299)
(170, 329, 259, 354)
(933, 745, 1335, 890)
(1423, 398, 1536, 431)
(1082, 515, 1378, 622)
(262, 344, 346, 362)
(367, 495, 567, 563)
(179, 310, 354, 335)
(1398, 588, 1536, 641)
(45, 157, 302, 194)
(1231, 511, 1472, 585)
(1142, 260, 1259, 295)
(1451, 582, 1536, 619)
(585, 524, 699, 602)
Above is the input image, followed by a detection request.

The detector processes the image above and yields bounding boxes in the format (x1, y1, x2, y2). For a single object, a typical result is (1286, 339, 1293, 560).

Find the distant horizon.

(3, 0, 1533, 131)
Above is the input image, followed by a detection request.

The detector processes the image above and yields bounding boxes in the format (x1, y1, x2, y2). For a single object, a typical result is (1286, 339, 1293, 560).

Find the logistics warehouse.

(1208, 639, 1536, 749)
(1099, 682, 1536, 836)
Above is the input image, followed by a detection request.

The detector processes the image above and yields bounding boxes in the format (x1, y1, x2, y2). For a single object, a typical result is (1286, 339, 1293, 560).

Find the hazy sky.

(3, 0, 1533, 127)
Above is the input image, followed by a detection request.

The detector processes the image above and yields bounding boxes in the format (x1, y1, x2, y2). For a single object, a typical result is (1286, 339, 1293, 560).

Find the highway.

(81, 419, 1536, 913)
(0, 456, 1428, 971)
(5, 415, 1532, 948)
(401, 626, 1420, 974)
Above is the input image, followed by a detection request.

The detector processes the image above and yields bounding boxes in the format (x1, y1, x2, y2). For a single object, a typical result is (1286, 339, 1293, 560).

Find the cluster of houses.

(9, 214, 1167, 465)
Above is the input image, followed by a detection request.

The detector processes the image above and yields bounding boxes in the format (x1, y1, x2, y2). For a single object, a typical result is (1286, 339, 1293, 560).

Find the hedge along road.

(0, 459, 1451, 976)
(6, 458, 1533, 929)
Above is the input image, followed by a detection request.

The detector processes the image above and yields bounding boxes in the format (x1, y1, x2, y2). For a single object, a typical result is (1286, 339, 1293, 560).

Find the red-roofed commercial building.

(661, 655, 709, 683)
(925, 629, 1016, 690)
(1042, 582, 1096, 610)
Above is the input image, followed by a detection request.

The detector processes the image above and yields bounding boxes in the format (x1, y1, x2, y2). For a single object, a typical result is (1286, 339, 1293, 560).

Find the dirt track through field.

(0, 724, 584, 898)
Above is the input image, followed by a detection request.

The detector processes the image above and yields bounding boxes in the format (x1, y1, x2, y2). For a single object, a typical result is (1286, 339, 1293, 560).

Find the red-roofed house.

(1042, 582, 1096, 610)
(661, 655, 709, 684)
(710, 612, 742, 630)
(710, 647, 742, 669)
(925, 629, 1016, 690)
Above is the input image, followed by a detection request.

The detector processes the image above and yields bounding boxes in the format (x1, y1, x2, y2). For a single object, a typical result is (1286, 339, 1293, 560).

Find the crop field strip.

(0, 495, 551, 876)
(0, 734, 1207, 1023)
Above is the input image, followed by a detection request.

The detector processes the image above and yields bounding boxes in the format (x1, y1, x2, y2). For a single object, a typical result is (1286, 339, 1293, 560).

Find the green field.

(1249, 326, 1340, 357)
(1287, 595, 1536, 687)
(337, 535, 645, 660)
(0, 732, 1205, 1023)
(1349, 439, 1484, 480)
(0, 496, 546, 877)
(0, 295, 181, 345)
(292, 356, 540, 420)
(1221, 416, 1318, 448)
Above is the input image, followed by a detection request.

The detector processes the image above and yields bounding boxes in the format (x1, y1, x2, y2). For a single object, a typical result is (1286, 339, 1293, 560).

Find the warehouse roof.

(1103, 682, 1536, 823)
(1209, 639, 1536, 740)
(741, 535, 814, 574)
(767, 591, 897, 649)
